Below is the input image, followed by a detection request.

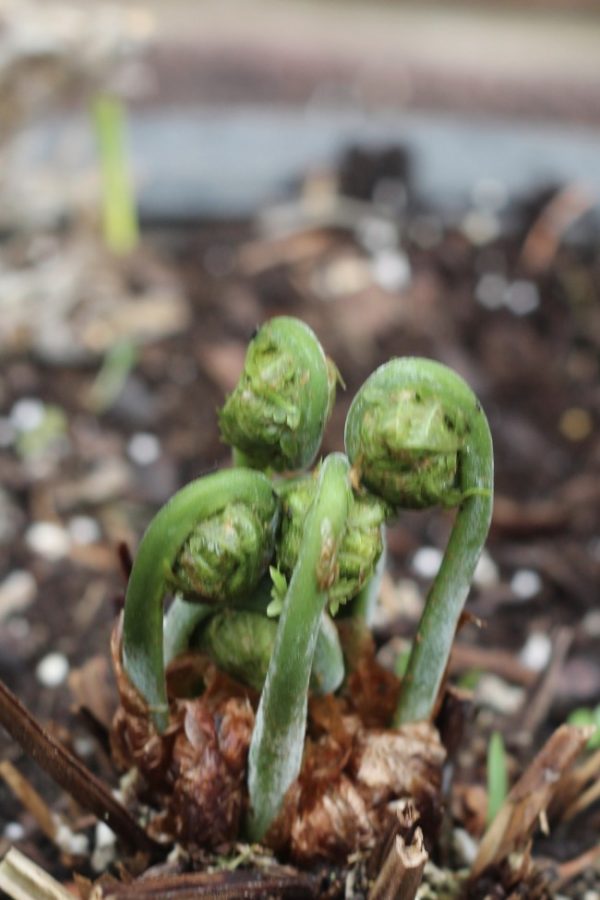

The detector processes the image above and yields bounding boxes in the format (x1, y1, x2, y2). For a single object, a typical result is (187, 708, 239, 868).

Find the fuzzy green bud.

(345, 360, 470, 509)
(171, 502, 276, 603)
(277, 473, 387, 615)
(219, 317, 337, 472)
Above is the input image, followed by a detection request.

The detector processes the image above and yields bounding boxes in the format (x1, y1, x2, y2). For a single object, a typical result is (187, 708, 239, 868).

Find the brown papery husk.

(110, 618, 255, 850)
(110, 616, 446, 863)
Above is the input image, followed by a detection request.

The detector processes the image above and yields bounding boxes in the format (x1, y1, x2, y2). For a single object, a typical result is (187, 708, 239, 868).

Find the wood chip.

(369, 827, 427, 900)
(0, 846, 73, 900)
(470, 723, 594, 881)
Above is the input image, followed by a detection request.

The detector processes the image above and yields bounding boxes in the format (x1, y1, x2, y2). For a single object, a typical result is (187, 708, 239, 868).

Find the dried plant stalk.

(470, 724, 594, 880)
(369, 828, 427, 900)
(0, 847, 73, 900)
(0, 678, 158, 855)
(0, 761, 57, 843)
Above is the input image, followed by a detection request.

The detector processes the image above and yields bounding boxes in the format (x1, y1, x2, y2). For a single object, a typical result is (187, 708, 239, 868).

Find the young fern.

(122, 469, 279, 731)
(345, 357, 494, 725)
(119, 317, 494, 856)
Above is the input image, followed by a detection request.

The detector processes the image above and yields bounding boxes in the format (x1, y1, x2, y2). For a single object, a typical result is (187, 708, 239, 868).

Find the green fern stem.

(122, 469, 279, 731)
(246, 452, 351, 841)
(345, 358, 493, 726)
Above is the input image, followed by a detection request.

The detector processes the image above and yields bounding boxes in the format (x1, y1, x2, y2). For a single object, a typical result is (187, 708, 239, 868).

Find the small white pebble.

(582, 609, 600, 638)
(127, 432, 161, 466)
(461, 210, 500, 245)
(519, 632, 552, 672)
(453, 827, 478, 866)
(412, 546, 443, 579)
(3, 821, 25, 841)
(68, 515, 101, 545)
(0, 570, 37, 622)
(95, 821, 116, 849)
(25, 522, 70, 560)
(92, 821, 117, 871)
(371, 249, 411, 293)
(36, 652, 69, 688)
(473, 550, 499, 588)
(511, 568, 542, 600)
(73, 736, 96, 758)
(54, 822, 89, 856)
(504, 280, 540, 316)
(355, 217, 398, 253)
(475, 273, 507, 310)
(10, 397, 45, 432)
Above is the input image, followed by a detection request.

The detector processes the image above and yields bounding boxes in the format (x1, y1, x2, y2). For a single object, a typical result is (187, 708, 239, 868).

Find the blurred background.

(1, 0, 600, 881)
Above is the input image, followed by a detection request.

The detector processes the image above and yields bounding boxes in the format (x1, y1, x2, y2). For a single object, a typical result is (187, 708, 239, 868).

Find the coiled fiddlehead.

(246, 452, 351, 842)
(276, 472, 388, 616)
(122, 469, 279, 731)
(345, 358, 493, 725)
(219, 317, 337, 472)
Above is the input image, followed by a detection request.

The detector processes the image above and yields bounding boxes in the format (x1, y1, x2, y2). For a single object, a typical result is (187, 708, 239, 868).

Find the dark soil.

(0, 151, 599, 895)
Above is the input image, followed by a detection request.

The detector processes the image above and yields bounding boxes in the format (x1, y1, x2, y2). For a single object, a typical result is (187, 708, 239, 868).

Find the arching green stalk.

(219, 317, 337, 472)
(123, 469, 279, 731)
(345, 358, 493, 725)
(246, 453, 351, 842)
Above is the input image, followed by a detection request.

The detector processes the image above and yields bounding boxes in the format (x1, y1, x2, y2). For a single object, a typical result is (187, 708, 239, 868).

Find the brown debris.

(0, 759, 57, 843)
(0, 847, 74, 900)
(90, 865, 320, 898)
(549, 745, 600, 823)
(111, 620, 255, 851)
(369, 820, 427, 900)
(269, 712, 444, 863)
(519, 184, 595, 274)
(69, 655, 118, 732)
(509, 626, 574, 739)
(469, 723, 594, 882)
(553, 843, 600, 892)
(111, 615, 446, 865)
(0, 675, 158, 856)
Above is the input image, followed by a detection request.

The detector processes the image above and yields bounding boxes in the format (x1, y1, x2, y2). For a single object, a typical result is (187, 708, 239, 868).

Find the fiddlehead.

(246, 452, 351, 842)
(345, 358, 493, 725)
(122, 469, 279, 731)
(275, 471, 388, 616)
(219, 317, 337, 472)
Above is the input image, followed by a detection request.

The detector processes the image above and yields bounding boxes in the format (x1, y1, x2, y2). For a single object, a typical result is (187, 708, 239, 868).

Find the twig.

(369, 828, 427, 900)
(510, 627, 573, 739)
(90, 867, 320, 899)
(0, 679, 160, 857)
(519, 183, 594, 274)
(0, 846, 73, 900)
(0, 761, 57, 843)
(553, 843, 600, 890)
(470, 723, 593, 881)
(561, 776, 600, 823)
(449, 644, 537, 688)
(550, 747, 600, 818)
